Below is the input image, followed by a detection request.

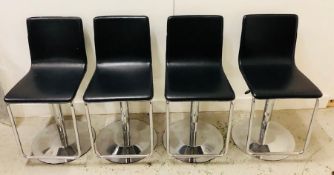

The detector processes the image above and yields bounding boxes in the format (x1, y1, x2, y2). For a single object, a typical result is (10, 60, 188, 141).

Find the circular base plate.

(95, 119, 157, 164)
(163, 119, 224, 163)
(232, 118, 295, 160)
(31, 121, 95, 164)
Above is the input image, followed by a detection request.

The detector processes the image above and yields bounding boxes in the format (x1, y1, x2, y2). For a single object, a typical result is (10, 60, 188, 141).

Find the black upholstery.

(239, 14, 322, 99)
(165, 15, 235, 101)
(83, 16, 153, 102)
(5, 17, 87, 103)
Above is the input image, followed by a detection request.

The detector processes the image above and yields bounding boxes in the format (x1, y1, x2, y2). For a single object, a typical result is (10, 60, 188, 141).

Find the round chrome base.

(163, 119, 224, 163)
(95, 119, 157, 164)
(232, 118, 295, 160)
(31, 121, 95, 164)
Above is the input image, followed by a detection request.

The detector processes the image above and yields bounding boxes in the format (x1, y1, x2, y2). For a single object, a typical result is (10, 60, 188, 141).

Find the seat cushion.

(241, 66, 322, 99)
(5, 66, 85, 103)
(83, 63, 153, 102)
(165, 65, 235, 101)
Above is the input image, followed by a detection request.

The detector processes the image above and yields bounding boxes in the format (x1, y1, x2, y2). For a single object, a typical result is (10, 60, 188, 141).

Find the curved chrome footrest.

(95, 120, 157, 164)
(163, 119, 224, 163)
(32, 121, 95, 164)
(232, 118, 296, 161)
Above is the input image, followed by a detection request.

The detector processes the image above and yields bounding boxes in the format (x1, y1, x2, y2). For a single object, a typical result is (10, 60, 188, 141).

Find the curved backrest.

(166, 15, 223, 65)
(239, 14, 298, 67)
(27, 17, 87, 66)
(94, 16, 152, 64)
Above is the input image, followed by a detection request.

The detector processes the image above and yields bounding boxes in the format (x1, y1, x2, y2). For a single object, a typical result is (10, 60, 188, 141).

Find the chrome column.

(120, 102, 130, 147)
(52, 104, 69, 148)
(189, 101, 199, 147)
(259, 100, 275, 145)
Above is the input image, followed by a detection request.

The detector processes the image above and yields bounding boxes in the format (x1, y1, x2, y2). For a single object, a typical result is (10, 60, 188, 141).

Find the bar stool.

(84, 16, 157, 164)
(163, 16, 235, 163)
(232, 14, 322, 160)
(4, 17, 92, 164)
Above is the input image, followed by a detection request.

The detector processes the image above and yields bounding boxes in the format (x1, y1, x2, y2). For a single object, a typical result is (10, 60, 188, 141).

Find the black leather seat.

(165, 16, 235, 101)
(5, 17, 87, 103)
(83, 16, 153, 102)
(239, 14, 322, 99)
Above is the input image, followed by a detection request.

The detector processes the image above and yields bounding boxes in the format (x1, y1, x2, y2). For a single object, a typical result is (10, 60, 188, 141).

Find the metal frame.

(245, 97, 319, 156)
(7, 103, 82, 160)
(85, 101, 155, 159)
(165, 101, 234, 159)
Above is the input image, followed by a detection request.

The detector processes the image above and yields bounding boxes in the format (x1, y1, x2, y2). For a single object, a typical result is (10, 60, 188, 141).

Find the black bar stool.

(84, 16, 157, 164)
(4, 17, 92, 164)
(163, 15, 235, 163)
(232, 14, 322, 160)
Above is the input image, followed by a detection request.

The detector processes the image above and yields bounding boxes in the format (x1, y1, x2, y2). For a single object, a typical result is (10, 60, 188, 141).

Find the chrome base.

(232, 118, 295, 160)
(95, 119, 157, 164)
(163, 119, 224, 163)
(31, 121, 95, 164)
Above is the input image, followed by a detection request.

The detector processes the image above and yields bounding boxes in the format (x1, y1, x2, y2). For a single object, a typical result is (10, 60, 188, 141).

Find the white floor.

(0, 108, 333, 175)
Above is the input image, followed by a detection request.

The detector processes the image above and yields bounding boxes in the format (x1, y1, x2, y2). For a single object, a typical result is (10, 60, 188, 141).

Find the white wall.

(0, 0, 333, 117)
